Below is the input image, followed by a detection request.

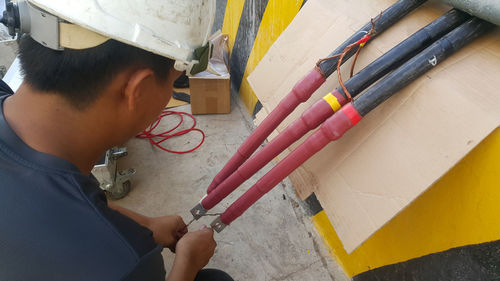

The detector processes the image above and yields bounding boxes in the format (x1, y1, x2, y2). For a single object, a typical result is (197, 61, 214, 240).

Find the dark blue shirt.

(0, 80, 166, 281)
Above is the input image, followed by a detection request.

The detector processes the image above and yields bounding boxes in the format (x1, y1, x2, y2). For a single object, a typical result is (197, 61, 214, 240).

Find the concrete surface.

(115, 97, 350, 281)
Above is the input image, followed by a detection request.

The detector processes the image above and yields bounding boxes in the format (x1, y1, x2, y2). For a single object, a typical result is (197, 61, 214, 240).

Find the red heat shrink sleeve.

(206, 68, 326, 193)
(201, 90, 348, 210)
(219, 103, 362, 225)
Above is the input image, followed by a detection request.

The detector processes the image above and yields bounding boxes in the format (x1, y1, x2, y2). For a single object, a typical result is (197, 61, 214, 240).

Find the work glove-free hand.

(149, 215, 187, 252)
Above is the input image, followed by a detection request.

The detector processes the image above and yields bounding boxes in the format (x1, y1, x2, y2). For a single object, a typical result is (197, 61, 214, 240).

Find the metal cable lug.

(210, 216, 227, 233)
(190, 201, 208, 220)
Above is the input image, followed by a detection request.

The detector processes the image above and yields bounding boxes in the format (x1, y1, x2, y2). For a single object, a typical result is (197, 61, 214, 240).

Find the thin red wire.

(136, 109, 205, 154)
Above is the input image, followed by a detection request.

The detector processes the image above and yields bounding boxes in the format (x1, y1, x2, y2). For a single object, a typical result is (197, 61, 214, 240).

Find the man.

(0, 1, 233, 280)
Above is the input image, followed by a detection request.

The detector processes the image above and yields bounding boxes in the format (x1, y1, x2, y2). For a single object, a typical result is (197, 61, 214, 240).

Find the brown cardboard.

(190, 76, 231, 114)
(166, 97, 188, 109)
(248, 0, 500, 253)
(189, 32, 231, 115)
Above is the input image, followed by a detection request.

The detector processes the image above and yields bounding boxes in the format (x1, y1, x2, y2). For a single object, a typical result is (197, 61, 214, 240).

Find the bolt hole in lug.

(210, 217, 227, 233)
(190, 203, 208, 220)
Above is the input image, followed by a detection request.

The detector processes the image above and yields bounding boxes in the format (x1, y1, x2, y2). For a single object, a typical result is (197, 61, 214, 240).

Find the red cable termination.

(201, 89, 348, 211)
(206, 68, 326, 193)
(218, 103, 362, 226)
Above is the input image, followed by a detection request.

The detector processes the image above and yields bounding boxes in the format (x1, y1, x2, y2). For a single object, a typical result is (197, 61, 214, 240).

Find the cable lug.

(190, 202, 207, 220)
(210, 216, 227, 233)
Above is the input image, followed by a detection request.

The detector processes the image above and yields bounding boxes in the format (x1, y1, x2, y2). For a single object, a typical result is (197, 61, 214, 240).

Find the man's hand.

(107, 203, 187, 252)
(148, 215, 187, 252)
(176, 226, 217, 271)
(108, 203, 217, 281)
(166, 226, 217, 281)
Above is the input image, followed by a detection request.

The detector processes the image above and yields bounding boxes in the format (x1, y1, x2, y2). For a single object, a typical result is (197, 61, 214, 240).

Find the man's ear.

(123, 68, 155, 111)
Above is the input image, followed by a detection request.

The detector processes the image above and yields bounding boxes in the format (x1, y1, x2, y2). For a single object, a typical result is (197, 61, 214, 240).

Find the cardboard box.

(189, 76, 231, 114)
(248, 0, 500, 253)
(190, 32, 231, 115)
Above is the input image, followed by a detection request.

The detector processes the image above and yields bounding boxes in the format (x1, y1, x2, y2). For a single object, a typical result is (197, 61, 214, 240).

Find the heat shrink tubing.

(205, 0, 428, 194)
(191, 9, 471, 219)
(209, 17, 494, 232)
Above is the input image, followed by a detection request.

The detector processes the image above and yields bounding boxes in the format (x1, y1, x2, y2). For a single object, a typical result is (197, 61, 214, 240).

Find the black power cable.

(318, 0, 428, 78)
(353, 17, 494, 116)
(338, 8, 471, 101)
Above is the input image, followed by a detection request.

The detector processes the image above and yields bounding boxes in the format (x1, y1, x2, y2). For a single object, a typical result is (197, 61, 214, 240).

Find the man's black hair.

(18, 36, 175, 110)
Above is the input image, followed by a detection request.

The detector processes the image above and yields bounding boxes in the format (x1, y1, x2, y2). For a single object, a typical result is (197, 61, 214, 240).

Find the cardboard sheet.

(248, 0, 500, 253)
(166, 98, 188, 109)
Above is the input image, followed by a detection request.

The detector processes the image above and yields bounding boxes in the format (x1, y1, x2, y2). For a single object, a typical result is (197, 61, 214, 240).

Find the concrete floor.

(114, 98, 350, 281)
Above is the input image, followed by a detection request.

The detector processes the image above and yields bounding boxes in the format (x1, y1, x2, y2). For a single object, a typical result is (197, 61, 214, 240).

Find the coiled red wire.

(136, 109, 205, 154)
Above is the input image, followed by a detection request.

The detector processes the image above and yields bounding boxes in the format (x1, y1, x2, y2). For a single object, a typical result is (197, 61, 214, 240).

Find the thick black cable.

(318, 0, 428, 78)
(353, 17, 494, 116)
(338, 8, 471, 101)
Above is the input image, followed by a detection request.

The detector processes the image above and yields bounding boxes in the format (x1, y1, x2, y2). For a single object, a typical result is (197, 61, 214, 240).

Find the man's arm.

(167, 226, 217, 281)
(108, 203, 217, 281)
(108, 202, 186, 250)
(108, 202, 152, 228)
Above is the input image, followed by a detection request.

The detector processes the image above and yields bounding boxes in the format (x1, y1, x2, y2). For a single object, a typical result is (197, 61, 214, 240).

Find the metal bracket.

(116, 168, 136, 184)
(210, 216, 227, 233)
(110, 147, 128, 160)
(99, 180, 114, 192)
(91, 147, 134, 200)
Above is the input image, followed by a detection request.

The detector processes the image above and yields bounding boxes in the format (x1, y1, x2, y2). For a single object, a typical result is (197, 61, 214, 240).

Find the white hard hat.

(20, 0, 216, 75)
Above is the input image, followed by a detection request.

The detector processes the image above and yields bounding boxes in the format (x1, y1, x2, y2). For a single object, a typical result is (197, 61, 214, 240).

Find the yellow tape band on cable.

(323, 93, 342, 112)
